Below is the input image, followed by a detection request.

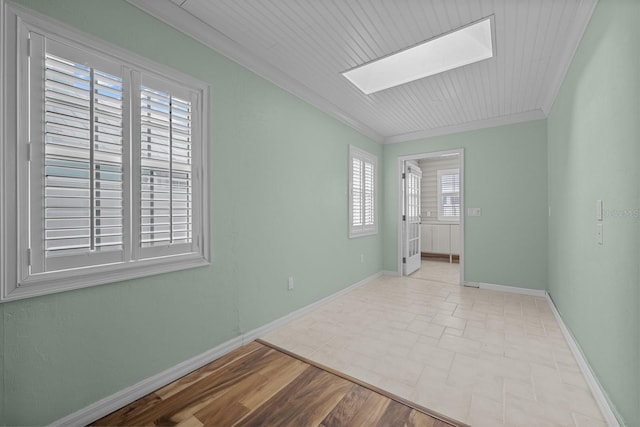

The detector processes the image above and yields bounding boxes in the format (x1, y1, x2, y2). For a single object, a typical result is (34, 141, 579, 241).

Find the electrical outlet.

(288, 276, 294, 290)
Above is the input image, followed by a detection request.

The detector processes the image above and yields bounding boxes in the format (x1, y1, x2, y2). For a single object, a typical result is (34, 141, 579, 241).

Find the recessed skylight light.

(342, 17, 494, 95)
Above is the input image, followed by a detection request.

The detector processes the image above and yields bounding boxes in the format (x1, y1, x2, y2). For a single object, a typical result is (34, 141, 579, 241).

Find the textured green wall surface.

(547, 0, 640, 424)
(382, 120, 548, 290)
(1, 1, 382, 425)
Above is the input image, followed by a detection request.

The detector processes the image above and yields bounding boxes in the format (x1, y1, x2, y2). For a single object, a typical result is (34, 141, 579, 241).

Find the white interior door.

(403, 163, 422, 275)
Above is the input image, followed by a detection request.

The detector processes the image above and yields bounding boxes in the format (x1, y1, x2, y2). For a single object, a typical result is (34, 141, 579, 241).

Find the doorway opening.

(397, 149, 464, 285)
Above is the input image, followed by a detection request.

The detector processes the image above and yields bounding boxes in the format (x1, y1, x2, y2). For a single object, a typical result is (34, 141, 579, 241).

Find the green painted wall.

(382, 120, 548, 291)
(547, 0, 640, 425)
(1, 1, 382, 425)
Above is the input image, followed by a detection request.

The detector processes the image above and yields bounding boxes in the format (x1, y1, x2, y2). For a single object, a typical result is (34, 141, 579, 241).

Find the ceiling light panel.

(343, 17, 494, 95)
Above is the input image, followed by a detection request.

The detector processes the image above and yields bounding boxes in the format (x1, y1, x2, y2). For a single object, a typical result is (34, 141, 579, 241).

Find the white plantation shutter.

(137, 75, 199, 259)
(363, 161, 375, 227)
(140, 86, 192, 247)
(349, 146, 377, 237)
(351, 157, 363, 228)
(438, 168, 460, 220)
(29, 37, 126, 274)
(43, 58, 125, 257)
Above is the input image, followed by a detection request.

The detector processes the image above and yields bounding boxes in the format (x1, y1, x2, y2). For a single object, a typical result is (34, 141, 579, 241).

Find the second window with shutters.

(1, 7, 210, 301)
(349, 145, 378, 238)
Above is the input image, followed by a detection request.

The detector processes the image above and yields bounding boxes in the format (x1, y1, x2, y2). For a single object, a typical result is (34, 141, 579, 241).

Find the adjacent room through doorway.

(400, 150, 463, 285)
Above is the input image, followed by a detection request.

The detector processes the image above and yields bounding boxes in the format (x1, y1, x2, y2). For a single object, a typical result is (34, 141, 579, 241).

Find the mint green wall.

(1, 1, 382, 425)
(547, 0, 640, 424)
(382, 120, 548, 290)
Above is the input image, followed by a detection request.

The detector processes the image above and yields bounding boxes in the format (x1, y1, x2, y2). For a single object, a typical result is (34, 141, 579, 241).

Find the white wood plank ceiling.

(130, 0, 598, 143)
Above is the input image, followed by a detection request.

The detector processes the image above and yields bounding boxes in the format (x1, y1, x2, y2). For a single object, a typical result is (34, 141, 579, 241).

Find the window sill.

(2, 253, 210, 303)
(349, 230, 379, 239)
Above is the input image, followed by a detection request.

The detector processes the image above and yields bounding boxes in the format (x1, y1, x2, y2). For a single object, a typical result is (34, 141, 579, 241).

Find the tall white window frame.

(1, 4, 210, 302)
(437, 168, 461, 221)
(349, 145, 378, 238)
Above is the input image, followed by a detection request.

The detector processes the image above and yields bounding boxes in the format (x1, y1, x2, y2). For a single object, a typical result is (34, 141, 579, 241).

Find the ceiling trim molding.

(540, 0, 599, 115)
(126, 0, 384, 142)
(384, 109, 547, 144)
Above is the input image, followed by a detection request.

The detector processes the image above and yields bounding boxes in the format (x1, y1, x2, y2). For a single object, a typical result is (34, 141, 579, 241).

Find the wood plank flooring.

(92, 341, 460, 427)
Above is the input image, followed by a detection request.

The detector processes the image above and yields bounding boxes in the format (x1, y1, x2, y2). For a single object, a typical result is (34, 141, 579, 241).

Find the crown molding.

(127, 0, 597, 146)
(126, 0, 384, 143)
(540, 0, 599, 115)
(385, 109, 546, 144)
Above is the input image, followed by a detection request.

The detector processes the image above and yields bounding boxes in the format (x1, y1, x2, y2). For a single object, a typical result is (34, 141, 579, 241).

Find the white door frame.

(396, 148, 465, 285)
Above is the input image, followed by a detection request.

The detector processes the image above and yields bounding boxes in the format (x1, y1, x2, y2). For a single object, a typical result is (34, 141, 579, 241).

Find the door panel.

(403, 163, 422, 275)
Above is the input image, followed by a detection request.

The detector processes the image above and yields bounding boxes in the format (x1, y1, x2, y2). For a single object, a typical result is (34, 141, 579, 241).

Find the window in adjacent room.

(1, 5, 210, 301)
(437, 168, 460, 221)
(349, 145, 378, 237)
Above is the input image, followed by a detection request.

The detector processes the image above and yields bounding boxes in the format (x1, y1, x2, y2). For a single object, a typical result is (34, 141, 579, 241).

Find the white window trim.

(437, 168, 460, 222)
(349, 145, 378, 238)
(1, 3, 211, 302)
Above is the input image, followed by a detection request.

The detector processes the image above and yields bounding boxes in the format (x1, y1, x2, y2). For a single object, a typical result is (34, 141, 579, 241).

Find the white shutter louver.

(140, 86, 193, 248)
(44, 54, 124, 258)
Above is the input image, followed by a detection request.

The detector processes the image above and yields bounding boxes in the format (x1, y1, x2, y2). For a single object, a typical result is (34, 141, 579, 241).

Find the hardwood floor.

(92, 341, 460, 427)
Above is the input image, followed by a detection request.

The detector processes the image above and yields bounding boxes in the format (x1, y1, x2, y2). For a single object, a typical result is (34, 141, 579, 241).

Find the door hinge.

(402, 173, 406, 179)
(27, 248, 31, 266)
(27, 38, 31, 57)
(402, 215, 406, 221)
(26, 143, 31, 161)
(402, 257, 406, 264)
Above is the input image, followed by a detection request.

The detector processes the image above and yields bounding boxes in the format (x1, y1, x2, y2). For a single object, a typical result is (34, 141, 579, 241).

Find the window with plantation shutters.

(349, 146, 378, 238)
(437, 168, 460, 221)
(1, 6, 210, 301)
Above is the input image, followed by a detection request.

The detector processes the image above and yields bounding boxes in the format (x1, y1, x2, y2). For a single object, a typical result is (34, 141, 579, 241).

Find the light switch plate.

(596, 200, 603, 221)
(468, 208, 481, 217)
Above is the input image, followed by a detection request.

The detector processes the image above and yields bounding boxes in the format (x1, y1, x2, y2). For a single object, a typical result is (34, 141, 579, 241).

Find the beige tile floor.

(261, 261, 607, 427)
(410, 259, 460, 284)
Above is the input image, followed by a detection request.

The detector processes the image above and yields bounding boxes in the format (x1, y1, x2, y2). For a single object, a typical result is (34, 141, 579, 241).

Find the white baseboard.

(462, 282, 620, 426)
(50, 335, 244, 427)
(473, 281, 547, 297)
(545, 293, 622, 427)
(50, 271, 382, 427)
